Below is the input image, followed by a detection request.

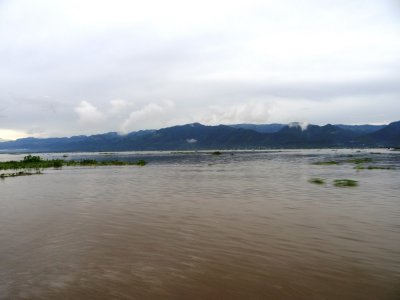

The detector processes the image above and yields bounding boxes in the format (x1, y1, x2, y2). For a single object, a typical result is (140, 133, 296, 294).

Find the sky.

(0, 0, 400, 140)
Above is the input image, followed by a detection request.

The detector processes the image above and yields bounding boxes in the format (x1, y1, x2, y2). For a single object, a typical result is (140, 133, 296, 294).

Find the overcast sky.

(0, 0, 399, 139)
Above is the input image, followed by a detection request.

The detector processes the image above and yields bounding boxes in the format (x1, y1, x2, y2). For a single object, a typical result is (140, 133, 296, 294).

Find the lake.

(0, 149, 399, 299)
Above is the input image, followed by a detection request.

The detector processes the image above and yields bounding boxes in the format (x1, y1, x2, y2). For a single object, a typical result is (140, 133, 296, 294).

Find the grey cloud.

(0, 0, 399, 139)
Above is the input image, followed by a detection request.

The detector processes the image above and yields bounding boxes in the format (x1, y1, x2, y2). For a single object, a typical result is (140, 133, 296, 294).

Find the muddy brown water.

(0, 150, 399, 299)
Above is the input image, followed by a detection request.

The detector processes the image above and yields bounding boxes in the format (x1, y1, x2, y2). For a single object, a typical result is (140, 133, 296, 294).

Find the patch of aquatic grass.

(0, 170, 42, 179)
(66, 159, 147, 167)
(353, 165, 364, 170)
(0, 155, 65, 170)
(313, 161, 338, 165)
(171, 151, 196, 154)
(309, 178, 325, 184)
(346, 157, 372, 164)
(333, 179, 358, 187)
(79, 159, 98, 166)
(135, 160, 147, 166)
(0, 155, 147, 170)
(53, 160, 63, 168)
(354, 165, 394, 170)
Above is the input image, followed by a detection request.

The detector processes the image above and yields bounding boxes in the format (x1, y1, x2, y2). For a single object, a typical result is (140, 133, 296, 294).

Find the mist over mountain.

(0, 122, 399, 152)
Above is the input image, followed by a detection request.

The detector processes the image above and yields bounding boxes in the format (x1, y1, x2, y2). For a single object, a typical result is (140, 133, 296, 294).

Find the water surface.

(1, 149, 399, 299)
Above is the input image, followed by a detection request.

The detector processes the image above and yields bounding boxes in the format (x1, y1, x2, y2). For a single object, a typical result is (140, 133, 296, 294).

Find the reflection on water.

(0, 150, 399, 299)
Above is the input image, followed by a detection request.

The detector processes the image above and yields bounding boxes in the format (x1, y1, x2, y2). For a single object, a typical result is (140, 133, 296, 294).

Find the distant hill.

(335, 124, 385, 135)
(0, 130, 155, 152)
(270, 124, 359, 148)
(363, 121, 400, 147)
(231, 123, 385, 135)
(132, 123, 269, 150)
(229, 123, 285, 133)
(0, 121, 398, 152)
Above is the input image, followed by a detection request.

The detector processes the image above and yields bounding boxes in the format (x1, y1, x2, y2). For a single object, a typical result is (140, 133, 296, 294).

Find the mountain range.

(0, 121, 399, 152)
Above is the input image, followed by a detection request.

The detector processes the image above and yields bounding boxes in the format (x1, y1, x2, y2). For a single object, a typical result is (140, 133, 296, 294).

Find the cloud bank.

(0, 0, 399, 139)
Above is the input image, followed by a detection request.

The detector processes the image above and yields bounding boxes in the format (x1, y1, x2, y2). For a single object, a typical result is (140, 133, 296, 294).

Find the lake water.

(0, 149, 399, 299)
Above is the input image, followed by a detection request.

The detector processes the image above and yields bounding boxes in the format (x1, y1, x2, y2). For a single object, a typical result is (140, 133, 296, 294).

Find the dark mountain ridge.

(0, 121, 399, 152)
(230, 123, 385, 134)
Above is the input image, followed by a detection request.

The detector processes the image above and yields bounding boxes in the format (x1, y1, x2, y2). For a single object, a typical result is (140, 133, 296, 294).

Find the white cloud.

(201, 101, 272, 125)
(121, 100, 175, 132)
(0, 129, 36, 140)
(74, 101, 105, 124)
(0, 0, 399, 137)
(109, 99, 130, 115)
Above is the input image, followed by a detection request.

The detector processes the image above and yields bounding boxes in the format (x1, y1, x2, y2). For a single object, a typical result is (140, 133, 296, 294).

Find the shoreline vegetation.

(0, 155, 146, 179)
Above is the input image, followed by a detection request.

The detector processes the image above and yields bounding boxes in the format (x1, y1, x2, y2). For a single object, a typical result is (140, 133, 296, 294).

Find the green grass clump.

(353, 165, 364, 170)
(367, 165, 393, 170)
(313, 161, 338, 165)
(23, 155, 42, 163)
(66, 159, 147, 167)
(354, 165, 394, 170)
(52, 160, 63, 168)
(309, 178, 325, 184)
(0, 170, 42, 179)
(0, 155, 147, 170)
(346, 157, 372, 164)
(333, 179, 358, 187)
(211, 151, 222, 155)
(79, 159, 98, 165)
(135, 160, 147, 166)
(0, 155, 62, 170)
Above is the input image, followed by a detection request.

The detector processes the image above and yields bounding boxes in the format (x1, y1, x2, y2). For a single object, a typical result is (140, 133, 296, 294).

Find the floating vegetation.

(171, 151, 196, 155)
(135, 160, 147, 166)
(346, 157, 372, 164)
(333, 179, 358, 187)
(211, 151, 222, 155)
(53, 160, 63, 168)
(309, 178, 325, 184)
(313, 161, 339, 165)
(354, 165, 394, 170)
(0, 170, 42, 179)
(353, 165, 364, 170)
(0, 155, 147, 171)
(65, 159, 147, 167)
(0, 155, 64, 170)
(99, 152, 115, 156)
(312, 157, 375, 167)
(77, 159, 98, 165)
